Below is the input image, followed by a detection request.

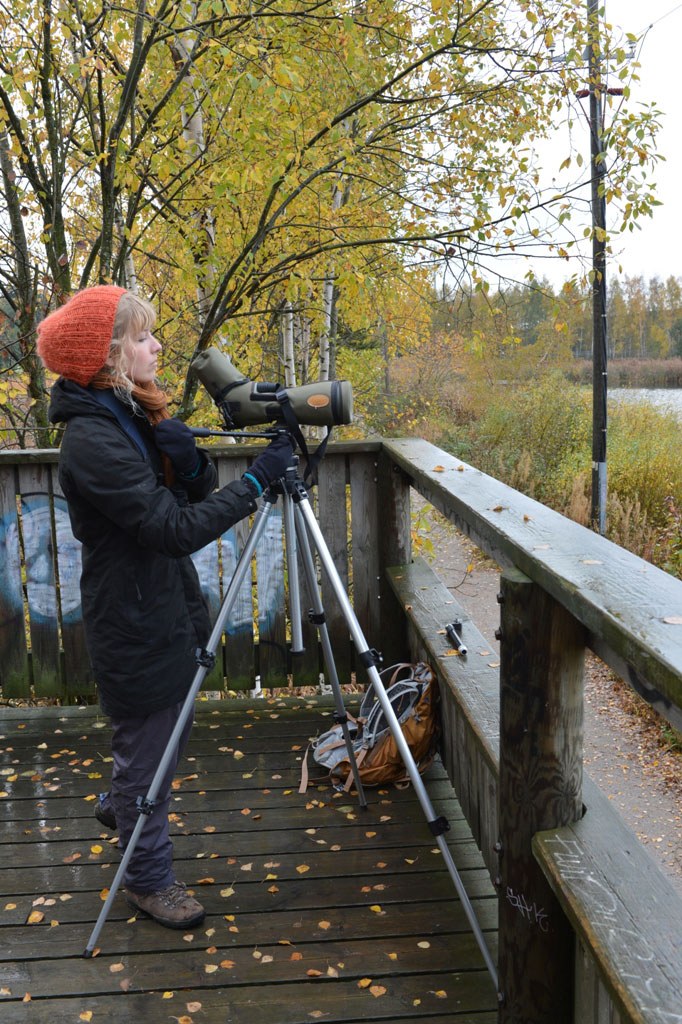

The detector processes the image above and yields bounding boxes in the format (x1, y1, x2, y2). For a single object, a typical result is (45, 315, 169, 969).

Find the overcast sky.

(497, 1, 682, 288)
(605, 1, 682, 282)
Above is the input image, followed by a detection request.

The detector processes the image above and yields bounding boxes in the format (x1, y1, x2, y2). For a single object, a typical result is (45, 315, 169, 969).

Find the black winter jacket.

(49, 380, 257, 719)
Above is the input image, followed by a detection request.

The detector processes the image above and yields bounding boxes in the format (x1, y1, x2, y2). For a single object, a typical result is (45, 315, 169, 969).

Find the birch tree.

(0, 0, 662, 442)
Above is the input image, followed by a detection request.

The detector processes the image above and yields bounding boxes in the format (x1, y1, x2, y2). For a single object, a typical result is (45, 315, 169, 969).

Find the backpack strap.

(88, 387, 149, 461)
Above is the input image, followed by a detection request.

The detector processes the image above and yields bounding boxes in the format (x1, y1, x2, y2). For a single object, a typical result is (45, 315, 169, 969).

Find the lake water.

(610, 388, 682, 420)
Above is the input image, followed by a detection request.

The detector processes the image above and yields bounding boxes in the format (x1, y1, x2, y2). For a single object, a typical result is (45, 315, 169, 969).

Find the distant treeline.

(567, 359, 682, 388)
(431, 274, 682, 363)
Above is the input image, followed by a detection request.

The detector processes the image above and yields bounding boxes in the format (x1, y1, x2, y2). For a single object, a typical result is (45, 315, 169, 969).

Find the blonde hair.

(107, 292, 158, 390)
(89, 291, 169, 423)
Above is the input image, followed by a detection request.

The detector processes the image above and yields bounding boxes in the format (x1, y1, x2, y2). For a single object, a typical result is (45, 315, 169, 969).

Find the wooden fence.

(1, 437, 681, 1024)
(0, 441, 383, 699)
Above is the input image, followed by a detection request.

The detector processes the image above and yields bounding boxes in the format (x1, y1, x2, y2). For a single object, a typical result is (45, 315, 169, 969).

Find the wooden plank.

(383, 437, 682, 732)
(289, 488, 321, 688)
(49, 474, 93, 695)
(350, 452, 382, 653)
(377, 448, 412, 667)
(215, 453, 255, 690)
(190, 539, 223, 689)
(497, 568, 585, 1024)
(16, 462, 62, 696)
(0, 973, 497, 1023)
(534, 775, 682, 1024)
(0, 897, 499, 959)
(0, 463, 29, 696)
(387, 558, 500, 877)
(255, 502, 287, 688)
(316, 452, 352, 684)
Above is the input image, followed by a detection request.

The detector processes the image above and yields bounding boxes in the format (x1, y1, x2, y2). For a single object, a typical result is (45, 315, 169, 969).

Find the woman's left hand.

(154, 419, 201, 477)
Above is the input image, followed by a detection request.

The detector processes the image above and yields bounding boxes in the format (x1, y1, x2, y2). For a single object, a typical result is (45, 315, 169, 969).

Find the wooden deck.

(0, 698, 498, 1023)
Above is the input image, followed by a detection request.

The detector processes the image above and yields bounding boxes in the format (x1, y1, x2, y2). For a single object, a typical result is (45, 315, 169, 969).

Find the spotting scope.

(192, 348, 353, 429)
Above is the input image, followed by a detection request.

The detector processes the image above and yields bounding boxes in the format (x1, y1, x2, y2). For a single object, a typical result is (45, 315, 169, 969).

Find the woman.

(38, 285, 292, 929)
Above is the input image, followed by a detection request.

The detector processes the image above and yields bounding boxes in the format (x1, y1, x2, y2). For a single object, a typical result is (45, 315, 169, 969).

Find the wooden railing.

(381, 437, 682, 1024)
(1, 438, 680, 1024)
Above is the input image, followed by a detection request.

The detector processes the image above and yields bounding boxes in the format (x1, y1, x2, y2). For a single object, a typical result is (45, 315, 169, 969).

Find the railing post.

(497, 568, 585, 1024)
(376, 447, 412, 666)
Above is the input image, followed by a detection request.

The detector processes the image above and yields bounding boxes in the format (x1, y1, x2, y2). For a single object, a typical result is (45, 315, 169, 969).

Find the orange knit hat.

(37, 286, 127, 386)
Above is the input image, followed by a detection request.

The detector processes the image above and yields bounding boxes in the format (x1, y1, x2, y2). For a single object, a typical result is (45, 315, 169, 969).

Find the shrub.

(440, 377, 681, 577)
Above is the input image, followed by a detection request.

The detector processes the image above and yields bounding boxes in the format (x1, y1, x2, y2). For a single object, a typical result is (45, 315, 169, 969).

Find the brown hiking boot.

(125, 881, 205, 929)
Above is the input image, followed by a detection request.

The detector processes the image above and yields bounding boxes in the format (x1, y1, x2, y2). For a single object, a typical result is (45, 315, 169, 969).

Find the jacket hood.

(49, 378, 112, 424)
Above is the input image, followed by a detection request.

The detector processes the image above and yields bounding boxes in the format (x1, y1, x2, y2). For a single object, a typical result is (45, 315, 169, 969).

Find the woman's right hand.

(244, 434, 294, 492)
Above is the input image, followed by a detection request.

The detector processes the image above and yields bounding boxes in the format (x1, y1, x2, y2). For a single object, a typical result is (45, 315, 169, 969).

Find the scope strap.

(88, 387, 150, 461)
(275, 388, 331, 488)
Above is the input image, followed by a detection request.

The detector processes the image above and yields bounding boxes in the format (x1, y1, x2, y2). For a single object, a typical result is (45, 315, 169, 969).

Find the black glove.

(244, 434, 294, 493)
(154, 418, 201, 477)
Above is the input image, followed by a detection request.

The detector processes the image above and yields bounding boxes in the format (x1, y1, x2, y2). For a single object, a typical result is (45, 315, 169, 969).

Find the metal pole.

(588, 0, 608, 535)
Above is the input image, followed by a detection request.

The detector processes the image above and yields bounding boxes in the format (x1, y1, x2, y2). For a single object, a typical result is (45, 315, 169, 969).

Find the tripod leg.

(295, 493, 498, 989)
(83, 497, 278, 956)
(292, 499, 368, 809)
(282, 487, 304, 654)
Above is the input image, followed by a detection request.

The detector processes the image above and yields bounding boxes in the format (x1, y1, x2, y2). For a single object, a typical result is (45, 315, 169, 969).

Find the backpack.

(300, 662, 439, 791)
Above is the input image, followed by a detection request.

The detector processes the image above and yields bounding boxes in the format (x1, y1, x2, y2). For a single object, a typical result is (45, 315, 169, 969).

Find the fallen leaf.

(370, 985, 387, 997)
(219, 960, 235, 969)
(369, 905, 383, 914)
(432, 989, 448, 998)
(204, 964, 218, 974)
(357, 978, 372, 989)
(663, 615, 682, 624)
(162, 991, 174, 999)
(79, 1013, 93, 1022)
(109, 963, 125, 973)
(27, 911, 44, 925)
(186, 1003, 202, 1013)
(318, 920, 331, 930)
(307, 969, 323, 977)
(433, 465, 445, 472)
(296, 864, 310, 874)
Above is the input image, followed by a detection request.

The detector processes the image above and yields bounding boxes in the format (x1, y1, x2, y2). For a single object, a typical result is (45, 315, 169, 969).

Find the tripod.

(82, 453, 497, 989)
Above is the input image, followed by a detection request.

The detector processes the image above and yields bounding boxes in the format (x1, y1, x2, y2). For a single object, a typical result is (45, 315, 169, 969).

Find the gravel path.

(422, 511, 682, 895)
